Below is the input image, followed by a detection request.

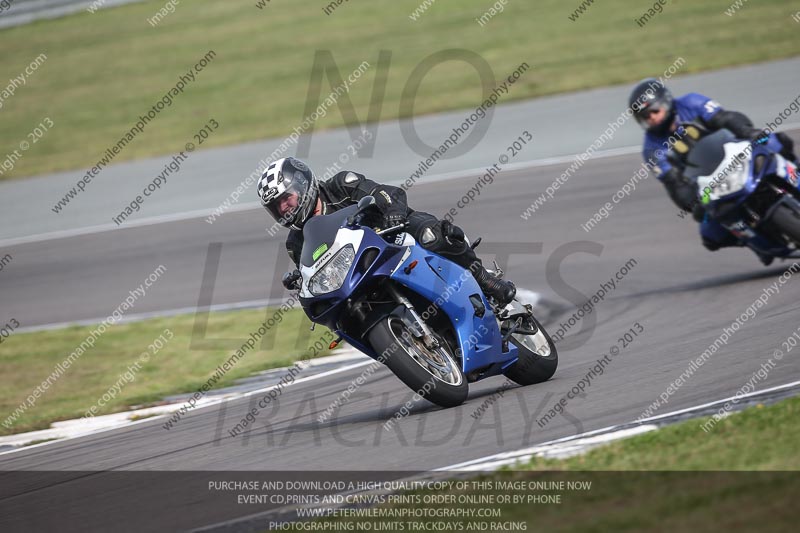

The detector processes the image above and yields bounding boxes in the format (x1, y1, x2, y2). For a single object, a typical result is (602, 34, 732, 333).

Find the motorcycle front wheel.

(368, 317, 468, 408)
(770, 203, 800, 246)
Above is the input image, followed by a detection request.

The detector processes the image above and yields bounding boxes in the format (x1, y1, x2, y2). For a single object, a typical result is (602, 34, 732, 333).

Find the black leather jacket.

(285, 171, 408, 266)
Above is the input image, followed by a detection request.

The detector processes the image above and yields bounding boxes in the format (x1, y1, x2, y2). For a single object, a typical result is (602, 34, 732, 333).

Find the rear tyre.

(368, 317, 468, 408)
(503, 314, 558, 386)
(770, 204, 800, 246)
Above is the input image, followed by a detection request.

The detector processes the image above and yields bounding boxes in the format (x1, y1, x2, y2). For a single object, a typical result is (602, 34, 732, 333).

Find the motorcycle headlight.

(716, 161, 748, 195)
(703, 159, 749, 203)
(309, 245, 355, 295)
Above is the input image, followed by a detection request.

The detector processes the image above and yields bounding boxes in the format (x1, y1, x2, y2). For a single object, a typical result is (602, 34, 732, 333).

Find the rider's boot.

(469, 262, 516, 307)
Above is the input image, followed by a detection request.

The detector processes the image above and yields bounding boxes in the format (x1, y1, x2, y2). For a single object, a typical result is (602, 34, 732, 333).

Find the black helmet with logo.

(257, 157, 319, 230)
(629, 78, 675, 136)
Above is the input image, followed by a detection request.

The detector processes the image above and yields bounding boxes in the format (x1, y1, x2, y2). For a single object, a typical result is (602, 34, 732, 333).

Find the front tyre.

(503, 314, 558, 386)
(368, 317, 468, 408)
(770, 203, 800, 246)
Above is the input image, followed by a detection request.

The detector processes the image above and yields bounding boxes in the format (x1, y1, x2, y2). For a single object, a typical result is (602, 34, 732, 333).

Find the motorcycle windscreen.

(686, 134, 752, 203)
(684, 129, 738, 180)
(300, 204, 359, 267)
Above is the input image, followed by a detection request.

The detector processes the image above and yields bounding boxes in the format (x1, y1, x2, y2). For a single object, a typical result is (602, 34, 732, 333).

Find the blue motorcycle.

(678, 123, 800, 259)
(289, 197, 558, 408)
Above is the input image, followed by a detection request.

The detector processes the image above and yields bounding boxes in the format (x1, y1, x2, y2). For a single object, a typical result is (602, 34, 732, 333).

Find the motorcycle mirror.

(282, 269, 302, 291)
(347, 196, 377, 226)
(357, 196, 376, 211)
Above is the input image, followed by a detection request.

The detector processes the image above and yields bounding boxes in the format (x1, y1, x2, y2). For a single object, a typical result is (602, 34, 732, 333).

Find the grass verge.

(1, 0, 799, 179)
(0, 306, 330, 436)
(318, 396, 800, 530)
(522, 396, 800, 471)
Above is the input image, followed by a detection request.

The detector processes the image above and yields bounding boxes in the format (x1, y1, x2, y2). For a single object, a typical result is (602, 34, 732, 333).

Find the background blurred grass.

(0, 0, 798, 179)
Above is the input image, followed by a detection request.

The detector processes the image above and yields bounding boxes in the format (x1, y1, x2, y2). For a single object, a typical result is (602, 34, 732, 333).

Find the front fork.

(385, 283, 440, 350)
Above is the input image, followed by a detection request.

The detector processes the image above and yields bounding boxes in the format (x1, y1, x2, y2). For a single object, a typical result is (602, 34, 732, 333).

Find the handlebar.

(375, 223, 408, 236)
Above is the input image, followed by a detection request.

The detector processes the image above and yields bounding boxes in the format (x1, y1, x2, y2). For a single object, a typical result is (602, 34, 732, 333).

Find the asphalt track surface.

(2, 57, 799, 241)
(2, 125, 800, 529)
(0, 0, 144, 30)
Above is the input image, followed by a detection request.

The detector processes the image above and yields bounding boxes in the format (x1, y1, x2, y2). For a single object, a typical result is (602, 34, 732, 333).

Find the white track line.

(190, 380, 800, 531)
(4, 126, 800, 249)
(0, 202, 262, 248)
(0, 145, 649, 248)
(191, 376, 800, 532)
(22, 280, 540, 335)
(15, 297, 283, 334)
(0, 357, 375, 456)
(437, 379, 800, 471)
(635, 378, 800, 424)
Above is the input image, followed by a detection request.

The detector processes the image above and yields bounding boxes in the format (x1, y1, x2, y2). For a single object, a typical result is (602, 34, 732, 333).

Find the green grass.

(1, 0, 798, 179)
(0, 306, 330, 436)
(522, 396, 800, 470)
(318, 397, 800, 531)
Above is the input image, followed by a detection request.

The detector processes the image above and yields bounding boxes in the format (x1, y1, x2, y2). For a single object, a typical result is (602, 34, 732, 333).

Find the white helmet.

(257, 157, 319, 230)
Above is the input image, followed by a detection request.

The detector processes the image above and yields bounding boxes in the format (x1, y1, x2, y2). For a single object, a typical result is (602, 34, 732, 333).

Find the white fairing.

(390, 233, 416, 274)
(393, 232, 416, 248)
(503, 299, 529, 316)
(696, 141, 751, 202)
(774, 152, 797, 183)
(299, 228, 364, 298)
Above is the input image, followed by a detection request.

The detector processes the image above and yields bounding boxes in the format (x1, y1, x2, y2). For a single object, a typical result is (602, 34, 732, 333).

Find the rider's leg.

(406, 211, 516, 306)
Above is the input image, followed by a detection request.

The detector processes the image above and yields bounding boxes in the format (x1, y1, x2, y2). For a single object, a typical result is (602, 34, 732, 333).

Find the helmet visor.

(264, 173, 311, 227)
(634, 100, 669, 129)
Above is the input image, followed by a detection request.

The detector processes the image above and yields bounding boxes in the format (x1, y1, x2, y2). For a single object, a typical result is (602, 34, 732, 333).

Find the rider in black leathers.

(257, 157, 516, 306)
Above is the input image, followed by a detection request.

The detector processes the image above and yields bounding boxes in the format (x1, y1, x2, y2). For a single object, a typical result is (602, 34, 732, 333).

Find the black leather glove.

(692, 203, 705, 223)
(282, 269, 301, 290)
(440, 220, 466, 244)
(661, 168, 697, 213)
(775, 131, 798, 163)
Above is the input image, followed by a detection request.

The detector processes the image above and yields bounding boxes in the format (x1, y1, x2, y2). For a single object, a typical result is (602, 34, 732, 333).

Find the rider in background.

(258, 157, 516, 306)
(629, 78, 798, 265)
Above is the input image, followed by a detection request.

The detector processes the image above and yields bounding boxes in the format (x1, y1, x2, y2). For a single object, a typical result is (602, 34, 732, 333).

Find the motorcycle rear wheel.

(502, 314, 558, 386)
